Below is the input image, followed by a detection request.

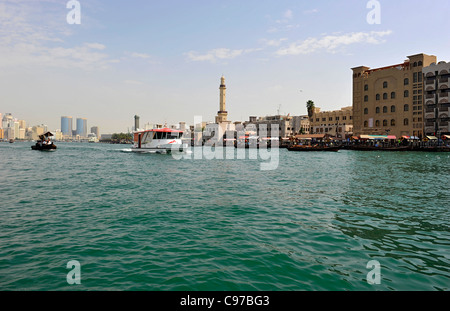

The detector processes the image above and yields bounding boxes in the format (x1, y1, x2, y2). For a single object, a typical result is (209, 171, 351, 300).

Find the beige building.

(423, 61, 450, 137)
(310, 107, 353, 139)
(352, 53, 437, 138)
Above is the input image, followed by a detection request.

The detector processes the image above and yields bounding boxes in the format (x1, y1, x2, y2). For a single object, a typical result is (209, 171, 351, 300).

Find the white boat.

(132, 128, 188, 154)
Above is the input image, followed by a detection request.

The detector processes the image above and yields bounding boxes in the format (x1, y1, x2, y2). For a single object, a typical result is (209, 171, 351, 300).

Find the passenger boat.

(132, 128, 188, 154)
(31, 132, 57, 151)
(287, 145, 341, 152)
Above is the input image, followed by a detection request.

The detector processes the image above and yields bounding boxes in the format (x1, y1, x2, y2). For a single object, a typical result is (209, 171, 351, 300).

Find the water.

(0, 142, 449, 291)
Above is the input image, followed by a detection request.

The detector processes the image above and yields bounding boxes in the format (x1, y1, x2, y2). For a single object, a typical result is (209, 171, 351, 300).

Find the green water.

(0, 142, 449, 291)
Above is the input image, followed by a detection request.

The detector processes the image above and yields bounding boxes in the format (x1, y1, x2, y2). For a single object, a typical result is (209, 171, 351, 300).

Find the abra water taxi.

(132, 128, 188, 154)
(31, 132, 57, 151)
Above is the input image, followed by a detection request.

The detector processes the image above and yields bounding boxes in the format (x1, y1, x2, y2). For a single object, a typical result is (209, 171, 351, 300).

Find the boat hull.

(287, 146, 341, 152)
(31, 144, 57, 151)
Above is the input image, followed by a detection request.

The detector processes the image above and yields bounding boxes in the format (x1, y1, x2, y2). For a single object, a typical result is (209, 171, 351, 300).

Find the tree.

(306, 100, 315, 119)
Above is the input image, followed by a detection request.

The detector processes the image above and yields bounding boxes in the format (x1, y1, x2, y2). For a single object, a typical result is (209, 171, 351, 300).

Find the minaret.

(215, 76, 228, 123)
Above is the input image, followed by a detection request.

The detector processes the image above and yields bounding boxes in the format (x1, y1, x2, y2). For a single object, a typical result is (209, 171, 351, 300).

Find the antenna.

(277, 104, 282, 115)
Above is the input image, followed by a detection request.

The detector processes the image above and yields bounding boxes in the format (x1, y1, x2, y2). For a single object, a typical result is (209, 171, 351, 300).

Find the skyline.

(1, 0, 449, 133)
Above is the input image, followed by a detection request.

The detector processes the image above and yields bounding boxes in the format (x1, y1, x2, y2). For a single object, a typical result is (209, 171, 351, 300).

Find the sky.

(1, 0, 449, 134)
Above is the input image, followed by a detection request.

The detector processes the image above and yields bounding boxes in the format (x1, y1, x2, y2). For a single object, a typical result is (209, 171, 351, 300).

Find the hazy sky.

(1, 0, 449, 134)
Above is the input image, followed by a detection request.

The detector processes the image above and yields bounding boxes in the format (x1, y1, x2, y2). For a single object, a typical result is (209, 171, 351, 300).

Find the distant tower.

(134, 115, 140, 131)
(215, 76, 228, 123)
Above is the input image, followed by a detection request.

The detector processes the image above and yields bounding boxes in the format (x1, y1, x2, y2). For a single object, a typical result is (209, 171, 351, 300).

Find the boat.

(132, 128, 188, 154)
(287, 145, 341, 152)
(9, 139, 14, 143)
(347, 145, 411, 152)
(31, 132, 57, 151)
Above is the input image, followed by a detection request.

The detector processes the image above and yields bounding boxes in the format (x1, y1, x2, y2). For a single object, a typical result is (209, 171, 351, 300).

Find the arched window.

(364, 121, 368, 128)
(418, 61, 423, 66)
(364, 95, 369, 102)
(376, 94, 381, 100)
(404, 78, 409, 85)
(383, 106, 388, 113)
(404, 104, 409, 111)
(413, 62, 417, 67)
(375, 120, 380, 127)
(383, 93, 388, 100)
(404, 118, 409, 126)
(391, 119, 396, 126)
(383, 120, 388, 127)
(404, 90, 409, 97)
(383, 81, 388, 88)
(391, 92, 396, 99)
(364, 85, 369, 91)
(391, 105, 396, 112)
(376, 107, 380, 114)
(364, 108, 369, 115)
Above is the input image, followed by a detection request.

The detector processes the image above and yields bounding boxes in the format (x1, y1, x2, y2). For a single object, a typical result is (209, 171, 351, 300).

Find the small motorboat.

(32, 132, 57, 151)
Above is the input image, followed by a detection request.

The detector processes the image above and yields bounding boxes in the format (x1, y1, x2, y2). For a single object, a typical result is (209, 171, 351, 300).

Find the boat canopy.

(359, 135, 397, 140)
(427, 136, 438, 140)
(39, 132, 54, 140)
(135, 128, 183, 134)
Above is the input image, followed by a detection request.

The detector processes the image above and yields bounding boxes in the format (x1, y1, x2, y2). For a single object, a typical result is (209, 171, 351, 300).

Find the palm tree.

(306, 100, 315, 119)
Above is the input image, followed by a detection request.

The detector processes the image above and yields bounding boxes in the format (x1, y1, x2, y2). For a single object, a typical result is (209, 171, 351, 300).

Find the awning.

(359, 135, 371, 139)
(402, 136, 410, 139)
(442, 135, 450, 140)
(410, 136, 420, 140)
(427, 136, 438, 140)
(387, 135, 397, 140)
(352, 136, 360, 140)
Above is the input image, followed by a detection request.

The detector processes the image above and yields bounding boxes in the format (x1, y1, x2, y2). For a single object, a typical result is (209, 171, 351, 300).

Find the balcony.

(425, 79, 436, 91)
(426, 93, 435, 99)
(438, 92, 449, 103)
(425, 126, 435, 133)
(439, 77, 449, 90)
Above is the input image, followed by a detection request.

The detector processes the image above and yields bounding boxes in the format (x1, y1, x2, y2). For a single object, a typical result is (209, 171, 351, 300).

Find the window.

(404, 78, 409, 85)
(383, 81, 388, 88)
(376, 107, 380, 114)
(383, 93, 388, 100)
(383, 106, 388, 113)
(329, 117, 333, 121)
(383, 120, 388, 126)
(404, 90, 409, 97)
(364, 95, 369, 102)
(391, 105, 396, 113)
(404, 118, 409, 126)
(364, 108, 369, 115)
(316, 118, 319, 122)
(413, 72, 418, 83)
(364, 84, 368, 91)
(322, 118, 326, 122)
(418, 61, 423, 66)
(404, 104, 409, 111)
(343, 116, 347, 120)
(376, 94, 381, 100)
(418, 73, 422, 82)
(364, 121, 368, 128)
(375, 120, 380, 127)
(391, 119, 396, 126)
(391, 92, 396, 99)
(413, 62, 417, 67)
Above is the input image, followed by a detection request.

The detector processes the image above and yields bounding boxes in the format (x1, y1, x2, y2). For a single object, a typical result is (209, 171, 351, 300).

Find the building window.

(383, 106, 388, 113)
(364, 95, 369, 102)
(404, 78, 409, 85)
(383, 93, 388, 100)
(364, 121, 368, 128)
(391, 92, 396, 99)
(376, 94, 380, 101)
(329, 117, 333, 121)
(413, 62, 417, 68)
(322, 118, 326, 122)
(418, 73, 422, 82)
(413, 72, 418, 83)
(375, 120, 380, 127)
(364, 108, 369, 115)
(404, 90, 409, 97)
(383, 81, 388, 88)
(383, 120, 388, 127)
(404, 118, 409, 126)
(418, 61, 423, 66)
(376, 107, 380, 114)
(391, 105, 396, 113)
(343, 116, 347, 120)
(364, 84, 368, 91)
(391, 119, 396, 126)
(316, 118, 319, 122)
(404, 104, 409, 111)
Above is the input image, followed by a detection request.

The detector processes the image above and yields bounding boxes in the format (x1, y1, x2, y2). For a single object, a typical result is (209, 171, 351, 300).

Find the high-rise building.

(423, 61, 450, 137)
(91, 126, 100, 138)
(61, 116, 73, 136)
(352, 53, 437, 138)
(76, 118, 88, 137)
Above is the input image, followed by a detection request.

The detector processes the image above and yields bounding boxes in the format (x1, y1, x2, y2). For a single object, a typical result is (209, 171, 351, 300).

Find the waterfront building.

(91, 126, 100, 139)
(243, 115, 294, 139)
(0, 128, 3, 139)
(352, 53, 437, 138)
(61, 116, 73, 136)
(292, 116, 310, 135)
(76, 118, 88, 138)
(423, 61, 450, 137)
(310, 107, 353, 139)
(14, 121, 20, 139)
